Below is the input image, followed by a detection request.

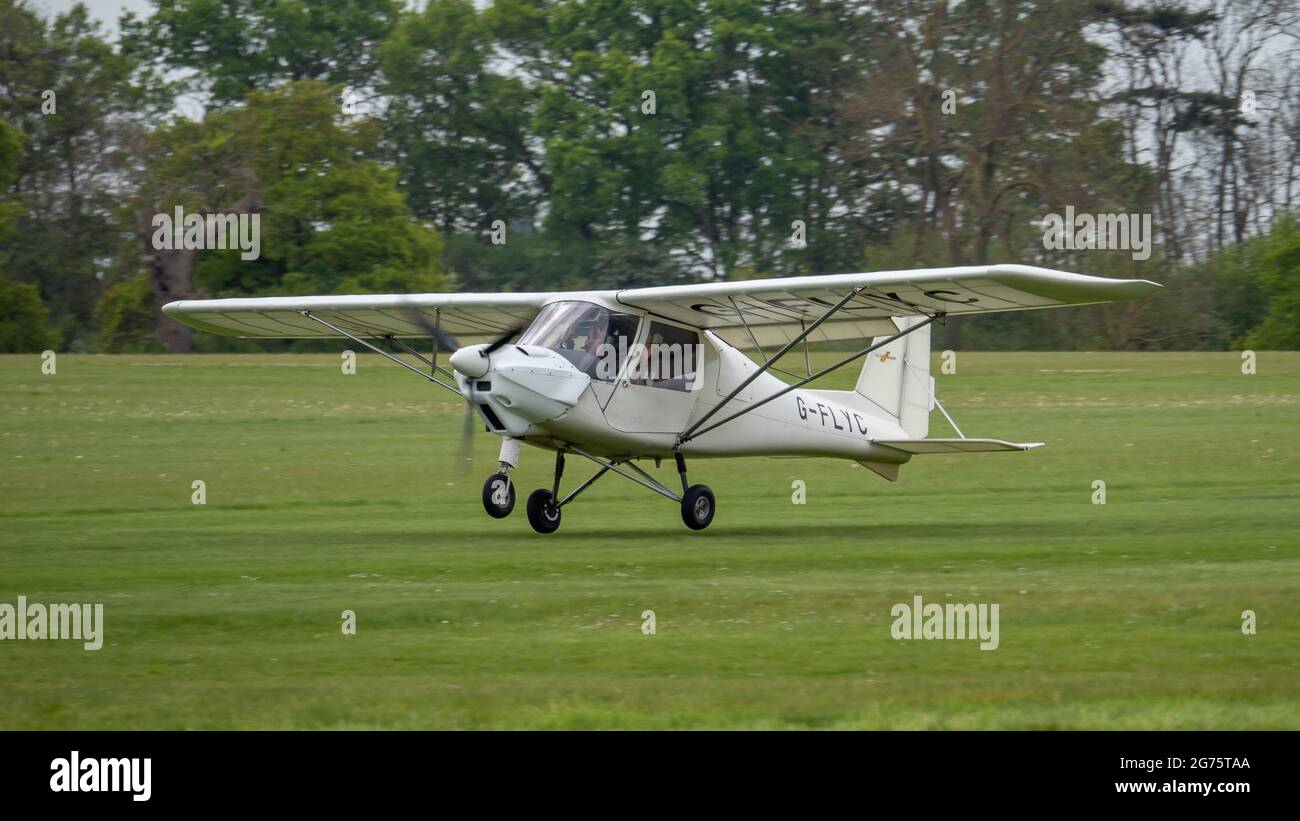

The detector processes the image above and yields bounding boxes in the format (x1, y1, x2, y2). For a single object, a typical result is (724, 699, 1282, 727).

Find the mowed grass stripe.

(1, 352, 1296, 728)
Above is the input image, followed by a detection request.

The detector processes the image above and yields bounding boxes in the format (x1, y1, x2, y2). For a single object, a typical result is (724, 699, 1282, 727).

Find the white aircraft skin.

(162, 264, 1161, 531)
(453, 303, 912, 466)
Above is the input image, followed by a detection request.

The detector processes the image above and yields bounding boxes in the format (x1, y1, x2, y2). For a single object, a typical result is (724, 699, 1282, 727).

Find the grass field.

(1, 350, 1297, 729)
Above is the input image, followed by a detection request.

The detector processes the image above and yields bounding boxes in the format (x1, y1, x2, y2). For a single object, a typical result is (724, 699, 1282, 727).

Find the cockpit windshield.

(518, 301, 640, 380)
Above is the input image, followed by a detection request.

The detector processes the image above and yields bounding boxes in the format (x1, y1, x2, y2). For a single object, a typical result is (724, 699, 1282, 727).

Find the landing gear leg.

(552, 450, 565, 498)
(675, 452, 715, 531)
(521, 447, 714, 533)
(526, 449, 564, 534)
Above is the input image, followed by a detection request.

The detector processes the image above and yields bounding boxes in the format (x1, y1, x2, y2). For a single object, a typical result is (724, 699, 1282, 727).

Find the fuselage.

(450, 296, 912, 466)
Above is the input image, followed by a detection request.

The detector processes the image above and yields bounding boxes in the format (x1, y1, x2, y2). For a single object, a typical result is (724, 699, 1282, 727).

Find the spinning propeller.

(403, 307, 524, 474)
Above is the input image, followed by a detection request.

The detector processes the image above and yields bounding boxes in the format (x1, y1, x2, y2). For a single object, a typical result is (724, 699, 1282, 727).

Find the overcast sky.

(27, 0, 153, 38)
(25, 0, 440, 38)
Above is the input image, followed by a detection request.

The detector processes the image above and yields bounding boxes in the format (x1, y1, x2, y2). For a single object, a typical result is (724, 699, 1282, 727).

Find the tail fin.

(854, 316, 933, 439)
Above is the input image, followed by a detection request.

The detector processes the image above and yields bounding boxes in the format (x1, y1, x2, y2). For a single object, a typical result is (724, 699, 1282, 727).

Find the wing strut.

(727, 296, 804, 380)
(297, 310, 462, 395)
(385, 333, 457, 383)
(933, 395, 966, 439)
(677, 310, 944, 446)
(678, 286, 868, 444)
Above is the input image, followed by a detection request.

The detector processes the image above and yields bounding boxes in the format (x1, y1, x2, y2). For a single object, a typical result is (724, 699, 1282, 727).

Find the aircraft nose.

(449, 345, 489, 378)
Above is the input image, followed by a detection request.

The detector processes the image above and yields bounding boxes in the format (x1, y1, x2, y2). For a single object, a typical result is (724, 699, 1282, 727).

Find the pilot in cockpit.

(583, 321, 607, 354)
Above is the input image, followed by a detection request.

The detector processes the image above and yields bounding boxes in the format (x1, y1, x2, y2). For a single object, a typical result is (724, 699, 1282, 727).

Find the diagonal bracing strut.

(297, 310, 462, 395)
(566, 445, 683, 503)
(679, 286, 869, 444)
(678, 311, 943, 445)
(385, 335, 458, 383)
(556, 464, 611, 508)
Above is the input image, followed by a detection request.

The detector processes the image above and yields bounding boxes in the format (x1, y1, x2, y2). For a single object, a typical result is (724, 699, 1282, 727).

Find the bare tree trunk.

(137, 207, 196, 353)
(136, 186, 260, 353)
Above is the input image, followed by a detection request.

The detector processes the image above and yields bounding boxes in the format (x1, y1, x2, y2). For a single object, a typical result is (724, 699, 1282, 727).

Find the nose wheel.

(482, 472, 515, 518)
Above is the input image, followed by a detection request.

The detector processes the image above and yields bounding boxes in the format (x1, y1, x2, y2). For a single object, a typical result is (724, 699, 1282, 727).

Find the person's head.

(585, 322, 607, 351)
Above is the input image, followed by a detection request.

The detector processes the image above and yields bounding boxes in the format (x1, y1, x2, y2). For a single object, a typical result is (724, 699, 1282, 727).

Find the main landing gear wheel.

(680, 484, 715, 530)
(482, 473, 515, 518)
(526, 489, 562, 534)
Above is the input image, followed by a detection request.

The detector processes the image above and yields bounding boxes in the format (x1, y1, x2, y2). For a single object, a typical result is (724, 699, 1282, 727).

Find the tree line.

(1, 0, 1297, 353)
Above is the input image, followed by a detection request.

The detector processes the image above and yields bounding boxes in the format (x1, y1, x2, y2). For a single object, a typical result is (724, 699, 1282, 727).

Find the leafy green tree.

(121, 0, 401, 107)
(0, 276, 51, 351)
(132, 80, 444, 351)
(1233, 213, 1300, 350)
(0, 115, 22, 239)
(95, 274, 160, 352)
(841, 0, 1151, 348)
(0, 112, 49, 352)
(500, 0, 880, 282)
(0, 1, 140, 348)
(380, 0, 541, 235)
(0, 0, 1289, 355)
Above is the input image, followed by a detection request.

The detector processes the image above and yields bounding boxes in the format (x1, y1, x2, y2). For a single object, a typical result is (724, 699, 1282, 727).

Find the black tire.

(680, 484, 715, 530)
(482, 473, 515, 519)
(526, 488, 562, 534)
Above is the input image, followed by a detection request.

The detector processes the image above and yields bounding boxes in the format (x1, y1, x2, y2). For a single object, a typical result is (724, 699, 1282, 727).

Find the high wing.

(615, 264, 1160, 348)
(161, 292, 550, 345)
(161, 264, 1159, 347)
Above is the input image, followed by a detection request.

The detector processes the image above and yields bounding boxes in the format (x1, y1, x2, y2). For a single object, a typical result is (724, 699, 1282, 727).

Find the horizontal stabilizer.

(873, 438, 1043, 454)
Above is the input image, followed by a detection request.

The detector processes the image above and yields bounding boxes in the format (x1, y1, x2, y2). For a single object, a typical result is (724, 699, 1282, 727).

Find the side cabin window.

(630, 321, 700, 391)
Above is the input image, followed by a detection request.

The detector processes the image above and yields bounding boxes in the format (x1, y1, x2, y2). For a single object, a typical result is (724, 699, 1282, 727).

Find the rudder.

(854, 316, 933, 439)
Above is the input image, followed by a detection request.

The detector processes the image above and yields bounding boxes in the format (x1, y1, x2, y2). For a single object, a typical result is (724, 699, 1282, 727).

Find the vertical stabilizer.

(854, 317, 933, 439)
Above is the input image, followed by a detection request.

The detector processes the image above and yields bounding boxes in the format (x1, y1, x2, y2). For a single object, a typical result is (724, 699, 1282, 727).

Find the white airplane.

(163, 264, 1159, 533)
